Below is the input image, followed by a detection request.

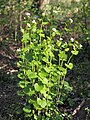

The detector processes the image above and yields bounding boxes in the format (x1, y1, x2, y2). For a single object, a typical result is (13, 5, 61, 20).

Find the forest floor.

(0, 37, 90, 120)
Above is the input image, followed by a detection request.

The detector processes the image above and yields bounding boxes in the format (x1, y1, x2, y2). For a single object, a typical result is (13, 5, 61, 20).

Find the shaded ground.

(68, 45, 90, 120)
(0, 39, 21, 120)
(0, 82, 18, 120)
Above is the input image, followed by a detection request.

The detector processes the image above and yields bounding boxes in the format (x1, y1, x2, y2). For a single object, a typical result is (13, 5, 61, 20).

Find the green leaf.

(71, 50, 78, 55)
(29, 90, 35, 95)
(21, 28, 24, 33)
(44, 67, 51, 73)
(58, 51, 67, 61)
(39, 74, 48, 84)
(40, 85, 48, 96)
(61, 42, 68, 48)
(37, 29, 43, 34)
(48, 82, 54, 87)
(56, 113, 64, 120)
(65, 63, 73, 70)
(34, 83, 43, 92)
(56, 41, 62, 47)
(32, 60, 39, 66)
(17, 61, 22, 67)
(37, 98, 47, 108)
(59, 67, 67, 75)
(42, 22, 49, 25)
(40, 91, 47, 97)
(49, 51, 54, 57)
(26, 70, 38, 79)
(33, 102, 42, 110)
(18, 73, 23, 79)
(29, 99, 42, 110)
(52, 32, 56, 37)
(17, 90, 24, 97)
(25, 53, 31, 61)
(42, 57, 49, 64)
(19, 81, 26, 88)
(23, 106, 31, 113)
(39, 71, 48, 77)
(22, 33, 30, 43)
(39, 33, 45, 37)
(65, 48, 69, 52)
(42, 78, 48, 84)
(24, 86, 30, 93)
(46, 95, 52, 100)
(64, 27, 70, 32)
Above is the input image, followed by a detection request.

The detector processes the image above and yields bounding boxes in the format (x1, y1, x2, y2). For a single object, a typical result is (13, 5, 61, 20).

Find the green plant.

(85, 107, 90, 120)
(17, 13, 81, 120)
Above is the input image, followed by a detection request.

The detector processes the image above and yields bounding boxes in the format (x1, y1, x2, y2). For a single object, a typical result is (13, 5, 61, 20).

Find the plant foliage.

(17, 12, 81, 119)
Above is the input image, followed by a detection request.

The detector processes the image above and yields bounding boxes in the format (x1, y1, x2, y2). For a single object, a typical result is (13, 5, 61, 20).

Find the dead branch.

(72, 99, 85, 116)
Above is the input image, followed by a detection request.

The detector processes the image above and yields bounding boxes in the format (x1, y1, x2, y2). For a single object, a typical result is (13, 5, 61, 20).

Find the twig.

(72, 99, 85, 116)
